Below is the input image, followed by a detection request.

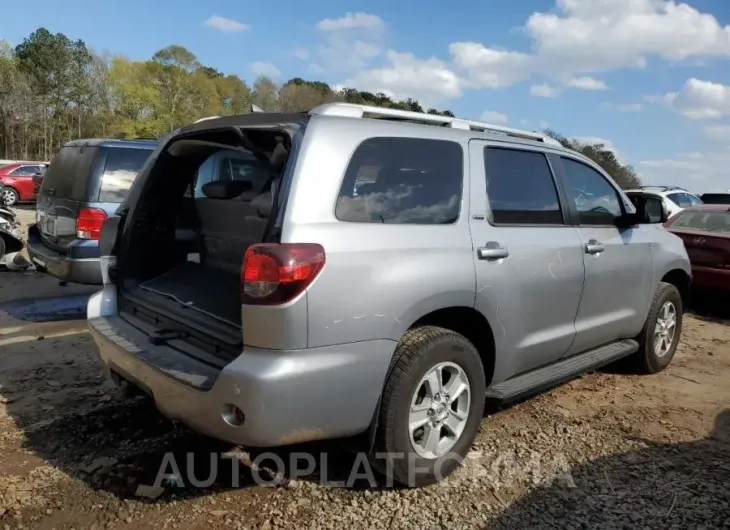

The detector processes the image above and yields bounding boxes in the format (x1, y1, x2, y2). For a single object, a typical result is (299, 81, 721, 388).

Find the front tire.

(1, 187, 18, 206)
(371, 326, 486, 487)
(630, 282, 683, 374)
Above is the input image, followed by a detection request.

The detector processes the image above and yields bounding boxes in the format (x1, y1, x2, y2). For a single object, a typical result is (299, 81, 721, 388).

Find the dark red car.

(665, 205, 730, 292)
(0, 162, 47, 205)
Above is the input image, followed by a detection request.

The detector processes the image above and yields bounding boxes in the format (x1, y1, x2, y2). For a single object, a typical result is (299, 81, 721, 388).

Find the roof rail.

(193, 116, 221, 123)
(637, 185, 682, 192)
(308, 103, 564, 147)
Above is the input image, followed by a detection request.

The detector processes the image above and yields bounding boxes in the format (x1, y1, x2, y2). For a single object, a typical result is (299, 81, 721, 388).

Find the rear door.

(36, 145, 97, 253)
(468, 140, 586, 378)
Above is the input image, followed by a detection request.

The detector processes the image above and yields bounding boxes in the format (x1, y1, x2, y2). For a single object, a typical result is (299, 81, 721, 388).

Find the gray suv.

(28, 139, 157, 284)
(87, 104, 691, 486)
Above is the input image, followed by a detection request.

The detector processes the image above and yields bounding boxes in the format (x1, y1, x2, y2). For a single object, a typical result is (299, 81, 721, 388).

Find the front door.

(468, 141, 586, 382)
(554, 156, 653, 355)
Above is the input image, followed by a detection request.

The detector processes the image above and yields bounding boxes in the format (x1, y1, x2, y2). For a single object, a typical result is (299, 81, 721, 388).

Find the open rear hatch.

(115, 114, 307, 361)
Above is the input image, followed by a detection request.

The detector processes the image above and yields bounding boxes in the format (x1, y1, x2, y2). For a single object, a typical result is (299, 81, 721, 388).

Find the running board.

(485, 339, 639, 403)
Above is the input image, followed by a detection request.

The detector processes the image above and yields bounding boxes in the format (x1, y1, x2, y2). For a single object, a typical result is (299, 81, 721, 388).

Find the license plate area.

(42, 217, 56, 236)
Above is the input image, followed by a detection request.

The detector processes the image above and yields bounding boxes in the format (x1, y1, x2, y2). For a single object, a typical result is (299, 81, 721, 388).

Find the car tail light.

(76, 208, 108, 240)
(242, 243, 325, 305)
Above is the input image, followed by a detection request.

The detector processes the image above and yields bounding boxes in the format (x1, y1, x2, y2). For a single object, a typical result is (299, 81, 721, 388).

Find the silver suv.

(87, 104, 691, 487)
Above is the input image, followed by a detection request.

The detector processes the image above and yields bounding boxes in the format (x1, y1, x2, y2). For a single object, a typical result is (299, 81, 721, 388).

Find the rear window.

(335, 137, 463, 224)
(41, 146, 86, 199)
(98, 147, 153, 203)
(671, 211, 730, 234)
(667, 192, 703, 208)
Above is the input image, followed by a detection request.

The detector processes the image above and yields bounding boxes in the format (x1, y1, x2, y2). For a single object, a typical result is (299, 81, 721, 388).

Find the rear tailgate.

(36, 145, 98, 254)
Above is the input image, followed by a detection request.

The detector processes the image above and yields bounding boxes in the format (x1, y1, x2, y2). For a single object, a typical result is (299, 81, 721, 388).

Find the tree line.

(0, 27, 639, 188)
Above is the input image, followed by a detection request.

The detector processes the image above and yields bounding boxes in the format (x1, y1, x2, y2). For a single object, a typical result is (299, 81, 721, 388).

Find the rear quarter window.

(98, 147, 154, 203)
(335, 137, 464, 224)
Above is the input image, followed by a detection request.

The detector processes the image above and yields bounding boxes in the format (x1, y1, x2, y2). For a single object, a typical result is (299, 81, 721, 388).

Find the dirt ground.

(1, 209, 729, 529)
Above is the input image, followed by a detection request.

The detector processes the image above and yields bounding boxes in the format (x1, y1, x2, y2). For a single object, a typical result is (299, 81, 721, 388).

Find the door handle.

(477, 245, 509, 260)
(585, 240, 605, 254)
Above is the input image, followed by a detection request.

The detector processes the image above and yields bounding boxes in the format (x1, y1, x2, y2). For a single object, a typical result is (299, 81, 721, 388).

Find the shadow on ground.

(688, 289, 730, 324)
(485, 409, 730, 529)
(0, 293, 90, 322)
(1, 326, 391, 505)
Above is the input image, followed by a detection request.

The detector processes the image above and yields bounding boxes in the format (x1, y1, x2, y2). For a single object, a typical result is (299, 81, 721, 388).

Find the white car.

(624, 186, 703, 220)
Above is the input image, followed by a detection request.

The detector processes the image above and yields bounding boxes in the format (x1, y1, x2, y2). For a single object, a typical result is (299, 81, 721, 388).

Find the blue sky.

(4, 0, 730, 191)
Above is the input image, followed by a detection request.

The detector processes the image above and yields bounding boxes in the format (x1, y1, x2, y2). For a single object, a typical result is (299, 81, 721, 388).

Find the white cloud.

(601, 102, 644, 113)
(449, 43, 532, 89)
(566, 76, 609, 90)
(343, 51, 462, 106)
(480, 110, 508, 125)
(313, 1, 730, 112)
(316, 12, 384, 32)
(644, 92, 679, 105)
(292, 48, 310, 60)
(204, 15, 249, 33)
(525, 0, 730, 76)
(251, 61, 281, 78)
(640, 149, 730, 189)
(704, 124, 730, 142)
(530, 83, 560, 98)
(314, 12, 384, 72)
(671, 78, 730, 119)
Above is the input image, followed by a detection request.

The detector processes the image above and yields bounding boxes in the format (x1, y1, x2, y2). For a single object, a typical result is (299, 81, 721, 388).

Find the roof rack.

(308, 103, 564, 147)
(636, 185, 683, 192)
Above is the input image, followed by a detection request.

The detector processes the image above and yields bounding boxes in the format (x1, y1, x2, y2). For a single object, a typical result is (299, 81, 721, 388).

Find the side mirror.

(619, 194, 667, 227)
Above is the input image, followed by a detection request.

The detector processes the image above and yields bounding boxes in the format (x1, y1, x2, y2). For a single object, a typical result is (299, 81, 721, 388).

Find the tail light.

(76, 208, 108, 240)
(242, 243, 325, 305)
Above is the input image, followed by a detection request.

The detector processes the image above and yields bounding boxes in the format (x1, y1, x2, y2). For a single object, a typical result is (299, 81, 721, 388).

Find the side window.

(98, 148, 153, 203)
(10, 166, 34, 176)
(193, 155, 216, 198)
(335, 137, 463, 224)
(560, 157, 623, 225)
(194, 151, 272, 199)
(483, 148, 563, 225)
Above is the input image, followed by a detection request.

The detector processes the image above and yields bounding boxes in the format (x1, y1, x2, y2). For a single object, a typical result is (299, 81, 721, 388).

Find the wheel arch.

(661, 268, 691, 310)
(362, 305, 496, 454)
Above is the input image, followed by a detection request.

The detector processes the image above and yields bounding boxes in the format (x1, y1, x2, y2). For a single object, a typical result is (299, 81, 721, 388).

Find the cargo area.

(116, 119, 302, 357)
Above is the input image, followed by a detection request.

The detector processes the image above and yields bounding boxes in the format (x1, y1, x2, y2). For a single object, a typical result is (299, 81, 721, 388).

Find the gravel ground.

(0, 207, 729, 529)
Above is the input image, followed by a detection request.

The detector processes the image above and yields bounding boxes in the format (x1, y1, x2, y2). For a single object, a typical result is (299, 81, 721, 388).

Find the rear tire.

(629, 282, 683, 374)
(1, 187, 18, 206)
(0, 236, 5, 261)
(371, 326, 485, 487)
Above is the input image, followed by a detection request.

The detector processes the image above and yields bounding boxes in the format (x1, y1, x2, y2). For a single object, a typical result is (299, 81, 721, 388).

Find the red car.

(665, 204, 730, 292)
(0, 162, 47, 205)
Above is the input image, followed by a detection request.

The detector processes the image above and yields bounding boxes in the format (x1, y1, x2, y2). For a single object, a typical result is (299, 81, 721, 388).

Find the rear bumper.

(692, 266, 730, 291)
(87, 296, 395, 447)
(27, 224, 102, 284)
